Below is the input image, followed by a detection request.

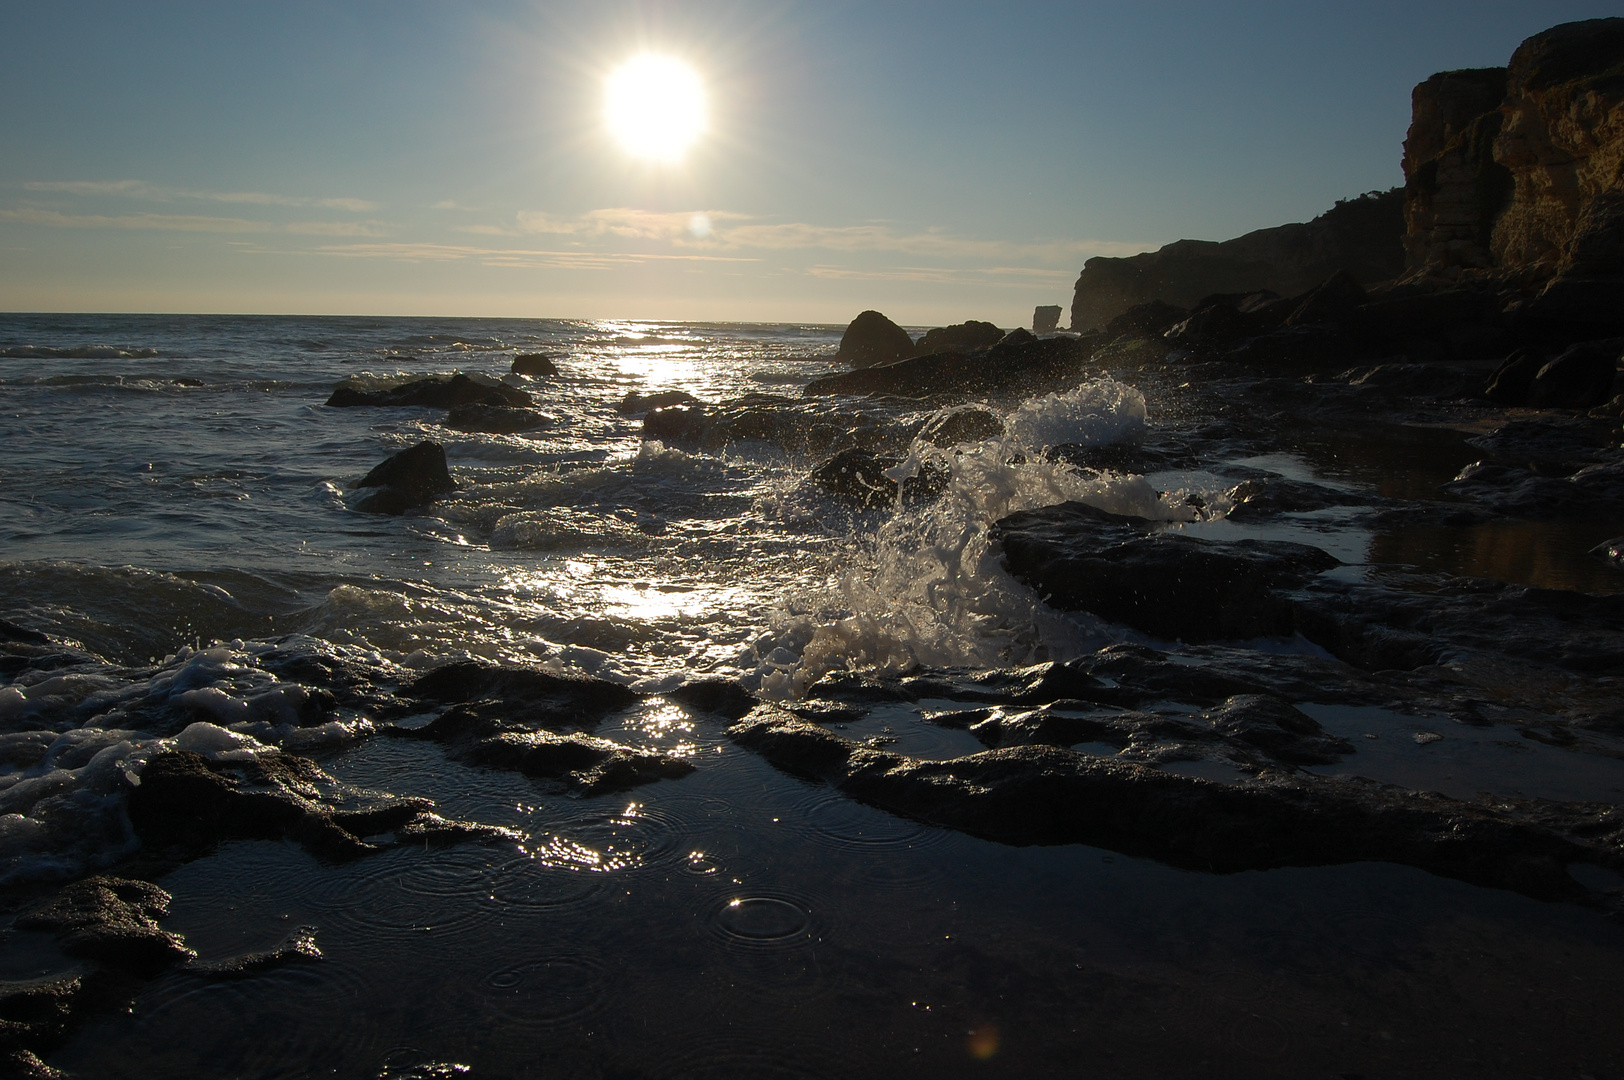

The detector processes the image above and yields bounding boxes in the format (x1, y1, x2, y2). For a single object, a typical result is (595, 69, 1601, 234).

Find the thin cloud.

(311, 241, 758, 268)
(0, 208, 390, 237)
(20, 180, 380, 212)
(806, 264, 1079, 286)
(489, 207, 1149, 263)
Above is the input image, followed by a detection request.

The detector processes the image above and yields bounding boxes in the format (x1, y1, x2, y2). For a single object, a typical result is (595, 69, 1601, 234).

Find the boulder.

(1103, 300, 1187, 340)
(809, 448, 947, 509)
(805, 335, 1088, 399)
(355, 441, 456, 515)
(407, 660, 641, 728)
(460, 730, 693, 793)
(917, 406, 1003, 447)
(1033, 305, 1062, 334)
(326, 373, 531, 410)
(1528, 340, 1622, 408)
(836, 310, 914, 368)
(1484, 347, 1546, 403)
(442, 404, 553, 434)
(991, 501, 1339, 641)
(511, 353, 559, 377)
(1284, 269, 1368, 326)
(913, 320, 1004, 355)
(1203, 695, 1353, 766)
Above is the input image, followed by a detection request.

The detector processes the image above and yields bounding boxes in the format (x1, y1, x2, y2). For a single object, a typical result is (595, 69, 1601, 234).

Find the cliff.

(1069, 191, 1405, 332)
(1401, 18, 1624, 322)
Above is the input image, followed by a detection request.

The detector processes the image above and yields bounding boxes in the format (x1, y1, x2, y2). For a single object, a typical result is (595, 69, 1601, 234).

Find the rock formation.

(835, 310, 915, 368)
(1032, 305, 1062, 334)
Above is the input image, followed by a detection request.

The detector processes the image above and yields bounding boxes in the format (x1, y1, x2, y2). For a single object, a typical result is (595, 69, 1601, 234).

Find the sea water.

(4, 314, 1624, 1078)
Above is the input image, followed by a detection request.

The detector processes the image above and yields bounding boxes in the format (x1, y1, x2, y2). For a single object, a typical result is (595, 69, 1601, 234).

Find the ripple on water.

(485, 851, 607, 913)
(786, 790, 949, 892)
(310, 847, 501, 943)
(660, 1035, 856, 1080)
(526, 797, 686, 873)
(466, 950, 611, 1032)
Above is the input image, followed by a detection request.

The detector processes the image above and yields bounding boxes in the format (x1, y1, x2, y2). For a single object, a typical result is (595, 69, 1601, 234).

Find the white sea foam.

(750, 378, 1215, 696)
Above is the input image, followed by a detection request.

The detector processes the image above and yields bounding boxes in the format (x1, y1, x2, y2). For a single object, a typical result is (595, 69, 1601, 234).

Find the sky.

(1, 1, 1617, 326)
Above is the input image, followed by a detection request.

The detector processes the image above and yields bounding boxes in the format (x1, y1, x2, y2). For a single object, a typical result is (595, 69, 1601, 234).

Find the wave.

(0, 345, 160, 359)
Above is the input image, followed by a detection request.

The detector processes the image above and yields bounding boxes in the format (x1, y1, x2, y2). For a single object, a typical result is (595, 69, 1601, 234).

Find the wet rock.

(617, 389, 700, 416)
(407, 661, 640, 730)
(326, 373, 531, 410)
(1033, 306, 1062, 334)
(809, 448, 947, 509)
(442, 404, 554, 434)
(837, 310, 914, 369)
(127, 750, 507, 861)
(643, 404, 708, 444)
(1441, 456, 1624, 519)
(991, 501, 1339, 641)
(666, 679, 758, 721)
(1224, 477, 1368, 520)
(355, 441, 456, 516)
(1591, 535, 1624, 568)
(16, 878, 193, 975)
(186, 926, 321, 980)
(462, 730, 693, 793)
(1483, 347, 1545, 403)
(1104, 301, 1187, 341)
(918, 406, 1003, 447)
(727, 704, 1616, 905)
(643, 394, 899, 457)
(1224, 325, 1353, 368)
(913, 321, 1003, 355)
(510, 353, 559, 377)
(1345, 362, 1472, 398)
(1527, 340, 1622, 409)
(0, 976, 79, 1075)
(1204, 695, 1354, 766)
(806, 334, 1087, 400)
(1354, 289, 1495, 340)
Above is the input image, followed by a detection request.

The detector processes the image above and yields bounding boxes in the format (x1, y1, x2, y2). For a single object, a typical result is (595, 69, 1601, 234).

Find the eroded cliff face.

(1401, 18, 1624, 321)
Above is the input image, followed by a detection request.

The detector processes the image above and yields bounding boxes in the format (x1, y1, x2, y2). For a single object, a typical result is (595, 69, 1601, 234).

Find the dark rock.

(1224, 325, 1353, 368)
(1345, 362, 1473, 398)
(0, 620, 49, 646)
(913, 321, 1004, 355)
(666, 679, 758, 720)
(1033, 305, 1062, 334)
(186, 926, 321, 979)
(355, 441, 456, 516)
(126, 750, 507, 860)
(809, 448, 948, 509)
(16, 878, 193, 975)
(617, 389, 700, 416)
(511, 353, 559, 377)
(1354, 289, 1495, 339)
(442, 404, 554, 434)
(1528, 340, 1622, 409)
(1224, 477, 1367, 520)
(461, 730, 693, 793)
(1591, 536, 1624, 567)
(643, 404, 708, 444)
(1203, 695, 1354, 766)
(806, 334, 1088, 400)
(0, 976, 79, 1072)
(918, 407, 1003, 447)
(1104, 301, 1187, 340)
(991, 501, 1339, 641)
(407, 661, 640, 728)
(836, 311, 914, 369)
(1285, 270, 1368, 326)
(1442, 457, 1624, 519)
(726, 705, 1616, 905)
(326, 373, 531, 410)
(1401, 67, 1511, 273)
(1484, 347, 1546, 403)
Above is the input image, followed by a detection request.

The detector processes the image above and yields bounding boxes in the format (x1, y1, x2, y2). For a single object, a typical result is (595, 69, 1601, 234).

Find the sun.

(604, 54, 707, 163)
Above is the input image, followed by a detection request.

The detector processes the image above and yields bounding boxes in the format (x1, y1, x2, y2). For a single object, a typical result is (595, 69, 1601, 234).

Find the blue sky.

(1, 1, 1616, 324)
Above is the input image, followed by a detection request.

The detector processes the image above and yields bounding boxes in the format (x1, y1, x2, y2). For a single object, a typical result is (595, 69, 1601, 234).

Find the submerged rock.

(461, 730, 693, 793)
(356, 441, 456, 515)
(185, 926, 321, 980)
(0, 976, 80, 1077)
(442, 404, 554, 434)
(836, 310, 914, 369)
(326, 373, 531, 410)
(16, 877, 193, 975)
(617, 389, 700, 416)
(809, 448, 947, 509)
(991, 501, 1339, 641)
(407, 661, 641, 729)
(727, 705, 1619, 906)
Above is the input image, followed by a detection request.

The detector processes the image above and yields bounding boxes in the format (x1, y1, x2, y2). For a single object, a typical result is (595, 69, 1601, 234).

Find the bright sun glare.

(604, 54, 707, 163)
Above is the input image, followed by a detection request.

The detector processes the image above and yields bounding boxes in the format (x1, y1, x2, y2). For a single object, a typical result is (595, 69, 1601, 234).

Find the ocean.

(3, 313, 1623, 1078)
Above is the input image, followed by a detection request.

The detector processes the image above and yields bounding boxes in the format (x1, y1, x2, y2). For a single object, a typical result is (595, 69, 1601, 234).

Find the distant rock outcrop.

(913, 320, 1004, 355)
(836, 310, 915, 368)
(1069, 191, 1406, 331)
(1032, 305, 1062, 334)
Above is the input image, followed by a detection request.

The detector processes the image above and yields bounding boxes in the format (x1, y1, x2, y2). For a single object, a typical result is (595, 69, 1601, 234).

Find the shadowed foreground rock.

(0, 976, 81, 1079)
(805, 332, 1087, 399)
(392, 661, 690, 792)
(15, 877, 192, 975)
(127, 750, 513, 860)
(727, 706, 1623, 906)
(991, 501, 1339, 641)
(355, 440, 456, 515)
(510, 353, 559, 377)
(442, 404, 554, 434)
